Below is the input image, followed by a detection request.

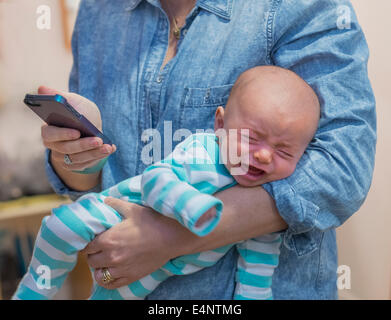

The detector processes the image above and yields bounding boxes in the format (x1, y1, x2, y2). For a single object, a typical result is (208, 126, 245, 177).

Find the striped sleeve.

(141, 134, 235, 237)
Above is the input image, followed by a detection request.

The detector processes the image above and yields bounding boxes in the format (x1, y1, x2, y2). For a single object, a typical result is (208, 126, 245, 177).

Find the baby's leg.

(105, 245, 235, 300)
(234, 233, 282, 300)
(12, 193, 122, 300)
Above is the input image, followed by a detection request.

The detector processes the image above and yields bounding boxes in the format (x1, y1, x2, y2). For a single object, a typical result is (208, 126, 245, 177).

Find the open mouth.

(231, 164, 266, 181)
(246, 165, 265, 176)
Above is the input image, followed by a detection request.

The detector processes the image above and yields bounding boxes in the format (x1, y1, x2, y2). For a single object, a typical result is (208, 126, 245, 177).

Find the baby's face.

(215, 88, 315, 187)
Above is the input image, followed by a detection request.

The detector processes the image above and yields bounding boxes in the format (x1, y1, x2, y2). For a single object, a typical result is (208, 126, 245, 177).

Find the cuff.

(174, 192, 223, 237)
(262, 177, 321, 257)
(44, 149, 102, 201)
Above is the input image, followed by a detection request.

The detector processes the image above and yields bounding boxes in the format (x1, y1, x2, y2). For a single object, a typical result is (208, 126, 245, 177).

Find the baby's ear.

(214, 106, 225, 131)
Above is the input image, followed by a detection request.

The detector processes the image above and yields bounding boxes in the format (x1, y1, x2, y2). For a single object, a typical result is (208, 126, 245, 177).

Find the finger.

(45, 137, 102, 154)
(50, 150, 112, 173)
(41, 124, 80, 143)
(81, 236, 105, 257)
(85, 250, 110, 269)
(50, 151, 104, 171)
(60, 158, 104, 171)
(48, 141, 112, 160)
(38, 85, 66, 96)
(104, 197, 134, 218)
(38, 86, 78, 106)
(95, 273, 130, 290)
(94, 267, 122, 283)
(38, 86, 92, 112)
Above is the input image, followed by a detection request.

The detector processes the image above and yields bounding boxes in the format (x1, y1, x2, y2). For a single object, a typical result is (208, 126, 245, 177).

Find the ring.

(64, 154, 73, 165)
(102, 267, 114, 284)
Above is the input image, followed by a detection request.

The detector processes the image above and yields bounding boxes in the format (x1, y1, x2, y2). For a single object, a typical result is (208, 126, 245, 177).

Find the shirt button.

(156, 76, 163, 83)
(183, 29, 188, 36)
(205, 89, 211, 101)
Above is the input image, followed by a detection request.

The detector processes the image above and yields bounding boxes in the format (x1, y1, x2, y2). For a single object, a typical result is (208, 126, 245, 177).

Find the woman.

(41, 0, 376, 299)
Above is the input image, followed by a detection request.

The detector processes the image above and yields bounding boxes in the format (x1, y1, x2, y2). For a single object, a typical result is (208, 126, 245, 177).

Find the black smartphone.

(24, 94, 113, 145)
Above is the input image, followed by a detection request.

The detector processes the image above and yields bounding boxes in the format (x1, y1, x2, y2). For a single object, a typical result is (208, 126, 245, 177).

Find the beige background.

(336, 0, 391, 300)
(0, 0, 390, 299)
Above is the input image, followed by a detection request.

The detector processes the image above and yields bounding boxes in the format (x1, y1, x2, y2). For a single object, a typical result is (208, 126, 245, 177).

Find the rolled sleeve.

(264, 0, 377, 256)
(44, 149, 101, 201)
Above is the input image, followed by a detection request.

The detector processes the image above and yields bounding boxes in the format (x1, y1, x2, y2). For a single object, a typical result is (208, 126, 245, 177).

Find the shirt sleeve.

(141, 134, 234, 237)
(262, 0, 377, 256)
(44, 4, 101, 202)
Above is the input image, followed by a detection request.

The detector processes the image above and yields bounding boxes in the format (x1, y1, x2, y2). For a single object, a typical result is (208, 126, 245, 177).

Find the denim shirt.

(45, 0, 376, 299)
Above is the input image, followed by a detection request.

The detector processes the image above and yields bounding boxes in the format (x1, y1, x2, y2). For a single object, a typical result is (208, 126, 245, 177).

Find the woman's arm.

(83, 184, 286, 289)
(49, 148, 101, 191)
(42, 7, 114, 199)
(184, 184, 287, 254)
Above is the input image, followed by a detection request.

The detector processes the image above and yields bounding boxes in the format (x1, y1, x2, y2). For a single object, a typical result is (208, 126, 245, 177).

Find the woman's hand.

(39, 86, 116, 172)
(82, 185, 288, 290)
(81, 197, 188, 289)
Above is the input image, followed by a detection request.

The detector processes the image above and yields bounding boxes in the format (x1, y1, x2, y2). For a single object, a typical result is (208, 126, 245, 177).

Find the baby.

(13, 66, 320, 300)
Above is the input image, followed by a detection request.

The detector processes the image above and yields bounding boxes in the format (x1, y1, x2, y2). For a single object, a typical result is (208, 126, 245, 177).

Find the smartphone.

(24, 94, 113, 145)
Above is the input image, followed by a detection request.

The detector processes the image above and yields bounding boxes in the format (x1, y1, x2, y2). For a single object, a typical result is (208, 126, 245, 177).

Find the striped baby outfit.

(13, 133, 281, 300)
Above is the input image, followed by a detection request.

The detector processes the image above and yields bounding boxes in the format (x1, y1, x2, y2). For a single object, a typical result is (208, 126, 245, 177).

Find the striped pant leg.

(12, 193, 122, 300)
(110, 245, 235, 300)
(234, 233, 282, 300)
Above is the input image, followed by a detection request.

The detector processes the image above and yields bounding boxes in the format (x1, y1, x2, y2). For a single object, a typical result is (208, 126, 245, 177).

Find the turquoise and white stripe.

(13, 133, 281, 300)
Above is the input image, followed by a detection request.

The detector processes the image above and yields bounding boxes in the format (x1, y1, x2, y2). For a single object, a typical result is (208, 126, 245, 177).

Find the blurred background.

(0, 0, 390, 300)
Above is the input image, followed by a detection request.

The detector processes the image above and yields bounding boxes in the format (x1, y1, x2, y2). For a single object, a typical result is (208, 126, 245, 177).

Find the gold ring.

(102, 267, 114, 284)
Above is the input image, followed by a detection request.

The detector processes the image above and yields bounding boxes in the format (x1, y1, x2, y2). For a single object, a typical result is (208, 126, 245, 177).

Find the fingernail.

(103, 146, 111, 153)
(104, 196, 112, 203)
(92, 139, 102, 147)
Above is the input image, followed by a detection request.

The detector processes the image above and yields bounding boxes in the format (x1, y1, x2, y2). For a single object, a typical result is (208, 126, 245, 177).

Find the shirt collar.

(126, 0, 233, 20)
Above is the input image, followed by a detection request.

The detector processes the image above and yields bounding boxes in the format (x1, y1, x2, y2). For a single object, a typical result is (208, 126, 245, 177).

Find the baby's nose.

(254, 148, 272, 164)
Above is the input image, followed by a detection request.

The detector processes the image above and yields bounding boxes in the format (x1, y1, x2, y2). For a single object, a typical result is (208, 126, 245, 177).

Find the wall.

(0, 0, 74, 199)
(336, 0, 391, 300)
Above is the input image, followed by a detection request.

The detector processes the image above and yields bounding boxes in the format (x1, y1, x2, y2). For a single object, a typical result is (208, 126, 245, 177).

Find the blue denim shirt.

(45, 0, 376, 299)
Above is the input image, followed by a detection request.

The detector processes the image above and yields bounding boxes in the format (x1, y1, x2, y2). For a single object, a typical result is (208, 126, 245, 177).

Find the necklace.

(172, 17, 181, 40)
(165, 2, 193, 40)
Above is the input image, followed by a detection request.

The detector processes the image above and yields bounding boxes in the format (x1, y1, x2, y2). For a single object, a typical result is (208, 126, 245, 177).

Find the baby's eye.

(241, 135, 258, 145)
(278, 150, 293, 158)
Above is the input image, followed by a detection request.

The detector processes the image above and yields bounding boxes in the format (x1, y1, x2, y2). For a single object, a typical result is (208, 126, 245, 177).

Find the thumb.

(38, 85, 66, 96)
(38, 86, 78, 106)
(37, 86, 102, 131)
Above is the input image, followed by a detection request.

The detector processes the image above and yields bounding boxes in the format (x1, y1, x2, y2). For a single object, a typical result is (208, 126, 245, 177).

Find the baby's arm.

(141, 133, 235, 237)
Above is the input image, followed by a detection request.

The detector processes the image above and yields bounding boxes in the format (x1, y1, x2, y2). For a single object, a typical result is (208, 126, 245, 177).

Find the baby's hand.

(194, 207, 216, 228)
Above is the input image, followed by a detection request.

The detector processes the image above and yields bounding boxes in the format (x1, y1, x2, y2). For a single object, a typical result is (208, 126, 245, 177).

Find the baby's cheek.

(275, 160, 297, 180)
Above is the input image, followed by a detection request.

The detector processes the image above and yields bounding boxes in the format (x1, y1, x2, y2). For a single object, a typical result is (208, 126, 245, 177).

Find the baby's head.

(214, 66, 320, 187)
